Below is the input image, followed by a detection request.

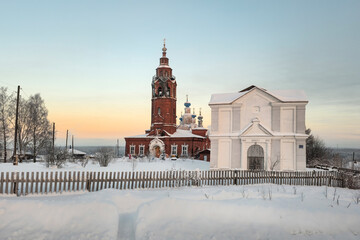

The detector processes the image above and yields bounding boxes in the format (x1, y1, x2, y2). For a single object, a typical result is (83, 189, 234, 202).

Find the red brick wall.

(125, 136, 210, 159)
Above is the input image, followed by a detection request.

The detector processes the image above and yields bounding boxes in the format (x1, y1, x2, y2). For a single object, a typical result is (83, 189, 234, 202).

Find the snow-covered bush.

(95, 147, 114, 167)
(341, 172, 360, 189)
(45, 147, 67, 168)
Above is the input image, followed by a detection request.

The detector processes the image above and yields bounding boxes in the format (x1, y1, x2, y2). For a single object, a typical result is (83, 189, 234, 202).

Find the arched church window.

(158, 107, 161, 115)
(166, 85, 170, 97)
(158, 87, 162, 96)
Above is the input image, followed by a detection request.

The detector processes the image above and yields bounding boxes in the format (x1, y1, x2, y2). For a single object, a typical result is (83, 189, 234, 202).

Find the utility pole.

(18, 125, 22, 163)
(353, 152, 356, 170)
(117, 139, 120, 157)
(72, 135, 74, 156)
(65, 130, 68, 150)
(52, 123, 55, 160)
(13, 85, 20, 166)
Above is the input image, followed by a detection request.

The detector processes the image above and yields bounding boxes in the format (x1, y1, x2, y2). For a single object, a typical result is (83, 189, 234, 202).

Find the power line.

(20, 88, 31, 99)
(0, 80, 18, 89)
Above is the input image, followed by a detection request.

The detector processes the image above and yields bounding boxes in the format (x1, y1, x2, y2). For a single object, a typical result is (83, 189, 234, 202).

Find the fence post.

(13, 172, 19, 195)
(86, 172, 91, 192)
(233, 170, 238, 185)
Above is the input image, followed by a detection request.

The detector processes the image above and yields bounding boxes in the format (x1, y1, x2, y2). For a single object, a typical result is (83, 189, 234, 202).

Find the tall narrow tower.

(149, 40, 177, 135)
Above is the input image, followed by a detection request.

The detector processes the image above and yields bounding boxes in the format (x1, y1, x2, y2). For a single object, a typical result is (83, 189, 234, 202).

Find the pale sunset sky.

(0, 0, 359, 147)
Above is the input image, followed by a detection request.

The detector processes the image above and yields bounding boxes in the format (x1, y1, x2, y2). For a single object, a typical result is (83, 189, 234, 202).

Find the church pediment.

(240, 118, 273, 137)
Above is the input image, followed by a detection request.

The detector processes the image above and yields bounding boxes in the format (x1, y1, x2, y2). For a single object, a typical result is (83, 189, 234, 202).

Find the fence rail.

(0, 170, 344, 196)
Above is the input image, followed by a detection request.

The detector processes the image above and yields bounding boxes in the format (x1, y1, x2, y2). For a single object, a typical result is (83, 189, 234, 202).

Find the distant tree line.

(0, 87, 52, 163)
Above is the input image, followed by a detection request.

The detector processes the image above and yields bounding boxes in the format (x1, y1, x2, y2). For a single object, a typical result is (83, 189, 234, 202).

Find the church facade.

(209, 85, 308, 170)
(125, 43, 210, 159)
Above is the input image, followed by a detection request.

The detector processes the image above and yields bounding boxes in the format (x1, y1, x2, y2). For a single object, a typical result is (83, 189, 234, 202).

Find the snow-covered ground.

(0, 157, 210, 172)
(1, 184, 360, 240)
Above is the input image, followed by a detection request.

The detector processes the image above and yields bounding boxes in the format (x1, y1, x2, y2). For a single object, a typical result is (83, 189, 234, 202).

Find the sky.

(0, 0, 359, 148)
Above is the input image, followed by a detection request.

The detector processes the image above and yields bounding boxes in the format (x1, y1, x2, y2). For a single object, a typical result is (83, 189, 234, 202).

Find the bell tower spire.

(159, 38, 169, 67)
(162, 38, 167, 57)
(149, 40, 177, 135)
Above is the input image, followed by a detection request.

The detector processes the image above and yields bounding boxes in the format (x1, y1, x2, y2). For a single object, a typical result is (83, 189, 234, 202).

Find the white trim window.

(181, 144, 188, 157)
(139, 145, 145, 156)
(171, 144, 177, 156)
(130, 145, 135, 155)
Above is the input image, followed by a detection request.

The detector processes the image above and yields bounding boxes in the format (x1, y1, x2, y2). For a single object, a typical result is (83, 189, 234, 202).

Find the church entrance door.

(247, 144, 264, 170)
(154, 146, 161, 158)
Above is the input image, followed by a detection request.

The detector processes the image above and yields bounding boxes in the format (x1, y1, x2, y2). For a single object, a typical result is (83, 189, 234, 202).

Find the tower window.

(158, 107, 161, 115)
(158, 87, 162, 96)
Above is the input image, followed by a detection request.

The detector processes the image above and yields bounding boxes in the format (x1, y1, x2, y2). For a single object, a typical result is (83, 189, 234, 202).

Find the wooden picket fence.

(0, 170, 344, 196)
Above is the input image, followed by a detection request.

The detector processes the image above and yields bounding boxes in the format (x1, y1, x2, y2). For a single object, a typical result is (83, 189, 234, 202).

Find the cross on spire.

(162, 38, 167, 53)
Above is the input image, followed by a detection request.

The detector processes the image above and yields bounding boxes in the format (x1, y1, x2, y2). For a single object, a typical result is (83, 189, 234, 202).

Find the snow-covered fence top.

(0, 170, 344, 196)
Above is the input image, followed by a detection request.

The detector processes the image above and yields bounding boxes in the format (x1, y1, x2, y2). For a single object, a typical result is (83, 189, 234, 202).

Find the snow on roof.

(170, 129, 205, 138)
(209, 85, 308, 105)
(67, 149, 87, 155)
(267, 89, 308, 102)
(157, 65, 171, 68)
(126, 133, 149, 138)
(209, 92, 246, 105)
(192, 127, 208, 130)
(126, 129, 205, 139)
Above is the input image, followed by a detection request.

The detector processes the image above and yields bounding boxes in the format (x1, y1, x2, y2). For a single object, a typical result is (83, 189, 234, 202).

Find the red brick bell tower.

(148, 40, 177, 135)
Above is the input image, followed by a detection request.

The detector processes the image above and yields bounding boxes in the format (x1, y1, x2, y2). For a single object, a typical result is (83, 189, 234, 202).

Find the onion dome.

(184, 94, 191, 107)
(198, 108, 203, 119)
(191, 108, 196, 118)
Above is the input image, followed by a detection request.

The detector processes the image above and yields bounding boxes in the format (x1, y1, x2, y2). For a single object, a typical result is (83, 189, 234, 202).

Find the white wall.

(218, 140, 231, 168)
(281, 140, 295, 170)
(219, 109, 231, 133)
(281, 108, 295, 133)
(233, 90, 274, 131)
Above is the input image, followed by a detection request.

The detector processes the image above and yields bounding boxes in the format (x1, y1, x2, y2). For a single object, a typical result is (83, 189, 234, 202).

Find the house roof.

(125, 129, 206, 139)
(209, 85, 308, 105)
(67, 148, 87, 155)
(170, 129, 205, 138)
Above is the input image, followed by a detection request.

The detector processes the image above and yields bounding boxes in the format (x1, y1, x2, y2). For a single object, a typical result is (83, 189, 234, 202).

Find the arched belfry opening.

(247, 144, 264, 170)
(158, 87, 163, 96)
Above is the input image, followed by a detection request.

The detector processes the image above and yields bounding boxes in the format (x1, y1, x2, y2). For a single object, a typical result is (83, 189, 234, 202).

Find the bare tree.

(45, 145, 68, 168)
(0, 87, 14, 162)
(17, 97, 32, 161)
(95, 147, 114, 167)
(27, 94, 52, 163)
(270, 155, 280, 170)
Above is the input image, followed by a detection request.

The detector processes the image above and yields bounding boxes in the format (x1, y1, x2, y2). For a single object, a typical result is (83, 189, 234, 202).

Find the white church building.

(209, 85, 309, 171)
